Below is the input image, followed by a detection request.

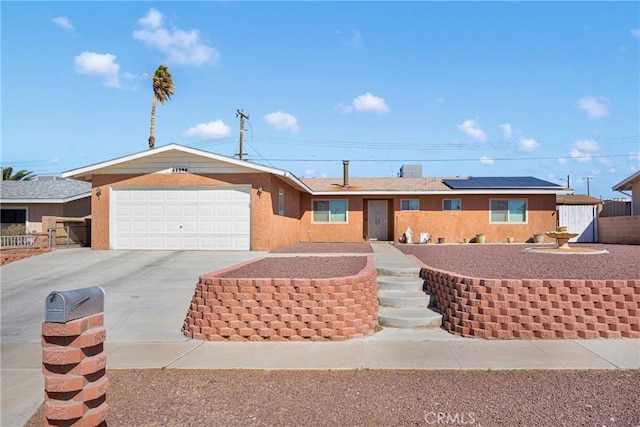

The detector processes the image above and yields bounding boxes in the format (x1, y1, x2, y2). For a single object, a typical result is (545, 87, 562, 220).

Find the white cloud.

(574, 139, 600, 152)
(357, 92, 390, 114)
(133, 8, 219, 66)
(458, 118, 487, 142)
(480, 156, 494, 165)
(518, 137, 539, 153)
(337, 92, 390, 114)
(569, 139, 600, 163)
(500, 123, 512, 139)
(337, 29, 363, 48)
(183, 120, 231, 139)
(52, 16, 74, 31)
(628, 152, 640, 162)
(570, 149, 592, 163)
(303, 169, 317, 177)
(576, 96, 610, 119)
(557, 157, 567, 165)
(74, 52, 120, 87)
(264, 111, 300, 133)
(631, 28, 640, 39)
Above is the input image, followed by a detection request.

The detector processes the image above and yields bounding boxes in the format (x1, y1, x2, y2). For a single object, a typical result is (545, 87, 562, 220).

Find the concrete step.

(378, 290, 435, 308)
(376, 266, 422, 278)
(377, 276, 424, 292)
(378, 307, 443, 328)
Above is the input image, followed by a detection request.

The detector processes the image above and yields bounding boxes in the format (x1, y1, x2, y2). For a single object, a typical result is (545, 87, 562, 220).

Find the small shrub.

(1, 224, 27, 236)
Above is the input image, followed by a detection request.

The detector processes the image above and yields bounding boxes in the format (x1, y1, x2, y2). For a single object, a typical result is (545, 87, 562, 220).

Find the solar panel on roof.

(443, 176, 562, 189)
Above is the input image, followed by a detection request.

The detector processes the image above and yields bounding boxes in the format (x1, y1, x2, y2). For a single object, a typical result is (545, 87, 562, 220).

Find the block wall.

(414, 259, 640, 339)
(42, 313, 108, 426)
(598, 216, 640, 244)
(183, 256, 378, 341)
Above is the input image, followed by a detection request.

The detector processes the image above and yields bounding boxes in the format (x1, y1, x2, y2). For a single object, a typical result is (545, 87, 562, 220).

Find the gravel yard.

(26, 243, 639, 426)
(398, 243, 640, 280)
(26, 369, 640, 426)
(221, 256, 367, 279)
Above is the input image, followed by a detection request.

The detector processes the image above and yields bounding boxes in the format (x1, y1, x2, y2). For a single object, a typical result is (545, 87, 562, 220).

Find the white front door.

(368, 200, 388, 240)
(111, 186, 251, 250)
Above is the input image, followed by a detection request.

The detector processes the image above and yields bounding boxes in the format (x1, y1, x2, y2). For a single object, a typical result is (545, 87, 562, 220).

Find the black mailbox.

(44, 286, 105, 323)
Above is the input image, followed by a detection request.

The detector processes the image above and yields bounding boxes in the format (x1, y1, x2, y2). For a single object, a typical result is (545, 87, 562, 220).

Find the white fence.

(0, 234, 38, 248)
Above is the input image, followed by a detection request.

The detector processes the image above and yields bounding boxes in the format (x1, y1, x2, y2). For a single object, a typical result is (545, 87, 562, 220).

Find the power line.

(261, 153, 634, 162)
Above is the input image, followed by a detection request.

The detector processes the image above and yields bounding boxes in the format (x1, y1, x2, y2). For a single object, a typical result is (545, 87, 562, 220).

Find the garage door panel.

(149, 205, 164, 217)
(112, 187, 250, 250)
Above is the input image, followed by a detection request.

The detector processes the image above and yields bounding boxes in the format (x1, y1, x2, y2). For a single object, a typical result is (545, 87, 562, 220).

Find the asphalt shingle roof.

(301, 177, 452, 192)
(0, 178, 91, 201)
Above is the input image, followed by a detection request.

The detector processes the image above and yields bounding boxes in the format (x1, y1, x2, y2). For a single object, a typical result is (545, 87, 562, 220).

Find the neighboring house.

(599, 170, 640, 244)
(612, 170, 640, 215)
(556, 194, 602, 243)
(0, 177, 91, 233)
(62, 144, 570, 251)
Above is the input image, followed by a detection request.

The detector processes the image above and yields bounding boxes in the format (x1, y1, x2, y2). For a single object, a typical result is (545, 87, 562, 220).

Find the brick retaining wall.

(1, 247, 51, 266)
(42, 313, 108, 426)
(183, 256, 378, 341)
(413, 258, 640, 339)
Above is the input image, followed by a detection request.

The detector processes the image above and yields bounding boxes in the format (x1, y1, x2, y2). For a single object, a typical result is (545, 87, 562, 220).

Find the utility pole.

(566, 175, 570, 188)
(583, 176, 593, 196)
(236, 109, 249, 160)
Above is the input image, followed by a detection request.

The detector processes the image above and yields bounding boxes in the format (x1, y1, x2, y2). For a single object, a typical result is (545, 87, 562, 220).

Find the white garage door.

(111, 186, 251, 250)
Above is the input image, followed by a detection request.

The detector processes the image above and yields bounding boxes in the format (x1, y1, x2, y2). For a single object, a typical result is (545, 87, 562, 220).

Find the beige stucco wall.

(63, 197, 91, 218)
(90, 173, 301, 251)
(299, 195, 365, 243)
(2, 203, 64, 233)
(394, 194, 557, 244)
(632, 178, 640, 216)
(299, 194, 558, 244)
(2, 198, 89, 234)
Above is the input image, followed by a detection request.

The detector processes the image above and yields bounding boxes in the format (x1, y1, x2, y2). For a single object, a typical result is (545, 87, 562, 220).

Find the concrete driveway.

(2, 248, 265, 426)
(1, 248, 265, 343)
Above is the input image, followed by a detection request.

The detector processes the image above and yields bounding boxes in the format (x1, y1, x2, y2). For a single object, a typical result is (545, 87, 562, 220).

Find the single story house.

(598, 170, 640, 244)
(0, 177, 91, 234)
(62, 144, 571, 251)
(612, 170, 640, 215)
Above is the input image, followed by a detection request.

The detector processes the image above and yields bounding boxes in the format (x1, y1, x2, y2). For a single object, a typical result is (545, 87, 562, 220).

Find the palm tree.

(2, 167, 35, 181)
(148, 65, 175, 149)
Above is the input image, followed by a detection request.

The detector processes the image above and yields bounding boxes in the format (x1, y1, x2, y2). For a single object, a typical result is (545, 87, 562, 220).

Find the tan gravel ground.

(27, 369, 639, 426)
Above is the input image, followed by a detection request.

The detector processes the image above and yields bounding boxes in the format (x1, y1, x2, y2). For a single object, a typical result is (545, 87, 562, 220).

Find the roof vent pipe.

(342, 160, 349, 187)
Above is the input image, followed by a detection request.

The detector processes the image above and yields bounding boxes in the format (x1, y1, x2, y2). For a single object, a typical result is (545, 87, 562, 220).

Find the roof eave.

(61, 143, 316, 194)
(612, 170, 640, 191)
(0, 192, 91, 204)
(310, 189, 570, 196)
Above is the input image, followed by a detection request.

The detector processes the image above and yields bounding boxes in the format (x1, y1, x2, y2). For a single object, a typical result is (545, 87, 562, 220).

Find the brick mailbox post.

(42, 286, 108, 426)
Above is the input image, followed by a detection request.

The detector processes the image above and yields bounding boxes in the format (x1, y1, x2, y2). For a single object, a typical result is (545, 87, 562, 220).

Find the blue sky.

(2, 1, 639, 199)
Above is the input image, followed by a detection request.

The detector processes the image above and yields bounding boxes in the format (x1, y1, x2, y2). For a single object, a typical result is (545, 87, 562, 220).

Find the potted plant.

(507, 236, 514, 243)
(533, 233, 544, 243)
(476, 233, 486, 244)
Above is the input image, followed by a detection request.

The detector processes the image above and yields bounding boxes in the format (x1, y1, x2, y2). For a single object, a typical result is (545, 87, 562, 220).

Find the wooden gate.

(557, 204, 598, 242)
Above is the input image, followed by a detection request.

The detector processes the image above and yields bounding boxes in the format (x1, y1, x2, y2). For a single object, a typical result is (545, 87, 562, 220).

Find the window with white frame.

(490, 199, 527, 223)
(312, 199, 347, 223)
(401, 199, 419, 211)
(278, 188, 285, 215)
(443, 198, 461, 211)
